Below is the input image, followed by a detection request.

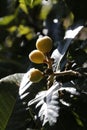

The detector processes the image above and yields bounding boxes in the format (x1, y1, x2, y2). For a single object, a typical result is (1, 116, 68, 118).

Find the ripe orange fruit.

(36, 36, 52, 53)
(29, 68, 43, 83)
(29, 50, 45, 64)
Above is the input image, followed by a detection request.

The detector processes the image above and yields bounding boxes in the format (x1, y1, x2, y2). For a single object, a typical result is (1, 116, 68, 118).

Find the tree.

(0, 0, 87, 130)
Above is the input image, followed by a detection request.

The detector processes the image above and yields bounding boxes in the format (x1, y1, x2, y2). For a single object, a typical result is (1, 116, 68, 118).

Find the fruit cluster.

(29, 36, 53, 84)
(28, 36, 79, 87)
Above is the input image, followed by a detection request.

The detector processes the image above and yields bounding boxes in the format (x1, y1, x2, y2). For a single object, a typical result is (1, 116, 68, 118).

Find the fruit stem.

(45, 53, 54, 69)
(47, 74, 54, 89)
(54, 70, 80, 76)
(44, 53, 55, 89)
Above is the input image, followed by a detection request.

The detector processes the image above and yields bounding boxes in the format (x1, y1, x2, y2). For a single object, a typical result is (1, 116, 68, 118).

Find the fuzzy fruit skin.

(36, 36, 52, 53)
(29, 50, 45, 64)
(29, 68, 43, 83)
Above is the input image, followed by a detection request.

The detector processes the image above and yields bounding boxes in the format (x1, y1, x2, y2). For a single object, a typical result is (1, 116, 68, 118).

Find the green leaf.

(72, 111, 84, 127)
(26, 0, 41, 7)
(0, 92, 15, 130)
(0, 73, 24, 130)
(39, 3, 52, 20)
(19, 0, 28, 14)
(18, 25, 31, 35)
(17, 24, 35, 39)
(0, 15, 15, 25)
(7, 26, 17, 33)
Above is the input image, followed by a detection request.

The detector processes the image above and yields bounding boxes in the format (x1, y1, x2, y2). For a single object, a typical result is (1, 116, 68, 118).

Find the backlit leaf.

(19, 0, 28, 14)
(0, 15, 15, 25)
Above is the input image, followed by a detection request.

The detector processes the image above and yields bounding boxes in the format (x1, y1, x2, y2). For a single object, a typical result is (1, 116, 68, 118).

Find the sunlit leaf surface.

(28, 82, 60, 126)
(0, 15, 15, 25)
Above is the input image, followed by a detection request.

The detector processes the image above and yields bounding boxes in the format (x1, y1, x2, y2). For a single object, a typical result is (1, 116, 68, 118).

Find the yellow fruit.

(29, 50, 45, 64)
(29, 68, 43, 83)
(36, 36, 52, 53)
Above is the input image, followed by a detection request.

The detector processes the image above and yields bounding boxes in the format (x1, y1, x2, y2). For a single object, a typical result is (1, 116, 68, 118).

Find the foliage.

(0, 0, 87, 130)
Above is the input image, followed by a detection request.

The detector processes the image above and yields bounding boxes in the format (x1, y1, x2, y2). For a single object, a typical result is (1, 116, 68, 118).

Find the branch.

(54, 70, 80, 77)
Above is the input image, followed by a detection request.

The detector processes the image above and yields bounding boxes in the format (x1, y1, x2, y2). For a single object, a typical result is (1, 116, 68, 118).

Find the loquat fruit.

(29, 50, 46, 64)
(36, 36, 52, 54)
(29, 68, 43, 83)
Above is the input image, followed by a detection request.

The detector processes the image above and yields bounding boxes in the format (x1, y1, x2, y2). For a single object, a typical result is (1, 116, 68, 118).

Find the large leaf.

(0, 91, 15, 130)
(28, 81, 80, 126)
(0, 73, 24, 130)
(28, 82, 60, 126)
(51, 22, 84, 71)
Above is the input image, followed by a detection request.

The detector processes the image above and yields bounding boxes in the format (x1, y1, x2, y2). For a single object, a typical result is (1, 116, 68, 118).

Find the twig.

(54, 70, 80, 77)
